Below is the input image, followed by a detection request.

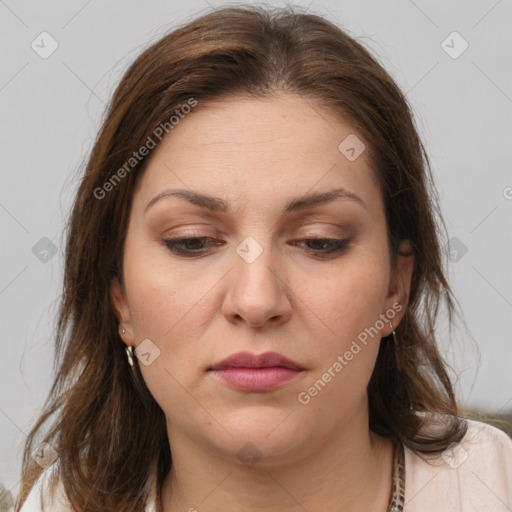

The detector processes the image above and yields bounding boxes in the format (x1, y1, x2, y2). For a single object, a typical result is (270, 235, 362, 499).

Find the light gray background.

(1, 0, 511, 500)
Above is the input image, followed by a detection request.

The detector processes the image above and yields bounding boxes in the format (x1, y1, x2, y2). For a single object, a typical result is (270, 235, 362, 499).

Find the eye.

(162, 236, 351, 257)
(291, 237, 351, 256)
(162, 237, 222, 256)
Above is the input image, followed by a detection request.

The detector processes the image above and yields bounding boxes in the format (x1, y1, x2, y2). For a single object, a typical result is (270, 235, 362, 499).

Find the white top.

(19, 419, 512, 511)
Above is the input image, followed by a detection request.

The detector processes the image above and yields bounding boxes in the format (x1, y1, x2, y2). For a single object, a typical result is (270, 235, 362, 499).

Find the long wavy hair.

(16, 5, 468, 511)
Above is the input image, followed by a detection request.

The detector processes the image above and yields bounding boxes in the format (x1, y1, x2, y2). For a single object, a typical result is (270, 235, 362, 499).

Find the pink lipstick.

(208, 351, 304, 392)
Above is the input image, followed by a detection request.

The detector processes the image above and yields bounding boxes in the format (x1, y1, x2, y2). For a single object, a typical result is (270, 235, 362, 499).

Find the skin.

(110, 92, 414, 512)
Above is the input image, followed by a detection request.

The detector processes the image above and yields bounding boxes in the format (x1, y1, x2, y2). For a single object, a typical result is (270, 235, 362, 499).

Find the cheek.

(123, 236, 194, 338)
(296, 251, 389, 399)
(306, 253, 390, 344)
(122, 236, 217, 386)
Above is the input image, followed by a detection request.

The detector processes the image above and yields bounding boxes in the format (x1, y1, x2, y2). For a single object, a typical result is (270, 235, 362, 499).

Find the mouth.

(208, 351, 305, 392)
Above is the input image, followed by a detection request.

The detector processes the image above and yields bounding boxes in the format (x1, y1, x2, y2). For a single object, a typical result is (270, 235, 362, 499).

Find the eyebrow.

(144, 187, 367, 216)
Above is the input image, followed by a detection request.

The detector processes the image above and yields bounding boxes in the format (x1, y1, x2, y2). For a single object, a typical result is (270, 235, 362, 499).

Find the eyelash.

(162, 236, 351, 257)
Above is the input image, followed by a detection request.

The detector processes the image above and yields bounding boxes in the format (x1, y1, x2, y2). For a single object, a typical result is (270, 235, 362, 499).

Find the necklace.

(387, 438, 406, 511)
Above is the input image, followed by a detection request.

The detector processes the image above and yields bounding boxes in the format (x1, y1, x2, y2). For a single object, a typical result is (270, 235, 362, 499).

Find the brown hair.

(16, 5, 467, 511)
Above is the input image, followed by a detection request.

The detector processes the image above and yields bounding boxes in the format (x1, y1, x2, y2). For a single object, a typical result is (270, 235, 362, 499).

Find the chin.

(206, 409, 312, 467)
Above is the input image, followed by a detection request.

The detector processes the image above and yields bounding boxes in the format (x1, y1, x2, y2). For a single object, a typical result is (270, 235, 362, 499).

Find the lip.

(208, 351, 305, 392)
(209, 351, 303, 371)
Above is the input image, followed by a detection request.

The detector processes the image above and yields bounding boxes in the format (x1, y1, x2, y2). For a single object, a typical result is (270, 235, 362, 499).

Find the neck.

(160, 410, 394, 512)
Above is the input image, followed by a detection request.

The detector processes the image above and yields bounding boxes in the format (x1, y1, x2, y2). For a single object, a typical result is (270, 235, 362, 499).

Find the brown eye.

(291, 238, 351, 255)
(162, 237, 223, 256)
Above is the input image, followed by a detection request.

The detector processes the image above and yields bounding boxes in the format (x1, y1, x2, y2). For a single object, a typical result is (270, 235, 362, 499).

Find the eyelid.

(162, 225, 219, 238)
(167, 220, 351, 232)
(296, 225, 353, 239)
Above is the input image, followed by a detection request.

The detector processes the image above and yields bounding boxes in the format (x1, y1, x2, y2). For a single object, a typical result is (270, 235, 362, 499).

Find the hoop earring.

(388, 320, 397, 343)
(126, 345, 135, 367)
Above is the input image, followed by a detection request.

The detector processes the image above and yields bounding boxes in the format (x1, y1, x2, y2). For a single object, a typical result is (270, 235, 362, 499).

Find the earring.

(122, 328, 126, 334)
(126, 346, 135, 367)
(388, 320, 397, 342)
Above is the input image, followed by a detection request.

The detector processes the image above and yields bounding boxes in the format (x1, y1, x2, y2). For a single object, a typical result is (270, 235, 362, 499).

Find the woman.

(16, 5, 512, 512)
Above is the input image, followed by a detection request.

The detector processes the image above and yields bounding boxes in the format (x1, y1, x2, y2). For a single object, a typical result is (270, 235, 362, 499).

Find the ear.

(110, 278, 135, 347)
(382, 239, 414, 336)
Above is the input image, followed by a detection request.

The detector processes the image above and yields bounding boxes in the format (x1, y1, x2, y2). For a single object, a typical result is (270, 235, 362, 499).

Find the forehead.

(133, 92, 382, 217)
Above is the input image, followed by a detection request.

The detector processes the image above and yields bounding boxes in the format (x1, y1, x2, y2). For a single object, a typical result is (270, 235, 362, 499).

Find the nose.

(222, 239, 292, 328)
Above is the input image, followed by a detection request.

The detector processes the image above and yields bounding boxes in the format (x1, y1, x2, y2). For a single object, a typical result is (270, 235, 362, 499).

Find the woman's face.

(111, 92, 413, 464)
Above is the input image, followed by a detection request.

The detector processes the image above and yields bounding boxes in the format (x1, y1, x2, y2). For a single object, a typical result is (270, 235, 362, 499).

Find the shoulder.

(404, 417, 512, 511)
(18, 460, 159, 512)
(18, 463, 71, 512)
